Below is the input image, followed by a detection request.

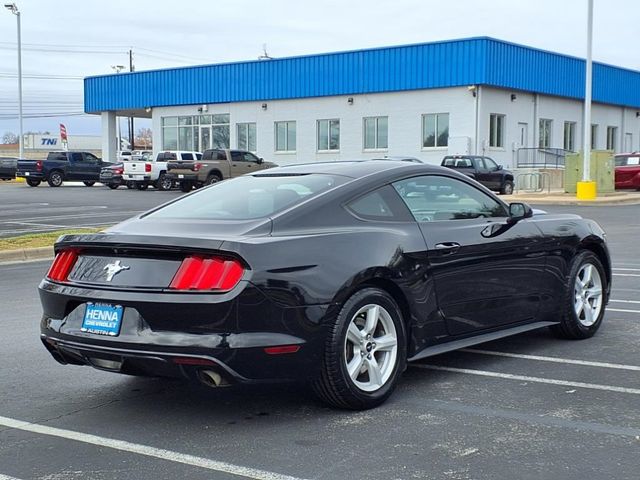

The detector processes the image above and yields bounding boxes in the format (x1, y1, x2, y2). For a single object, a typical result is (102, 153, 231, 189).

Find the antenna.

(258, 44, 273, 60)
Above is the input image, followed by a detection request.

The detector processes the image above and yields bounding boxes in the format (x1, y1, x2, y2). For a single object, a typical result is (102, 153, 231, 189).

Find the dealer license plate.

(134, 175, 145, 180)
(178, 174, 184, 179)
(81, 303, 123, 336)
(24, 172, 29, 176)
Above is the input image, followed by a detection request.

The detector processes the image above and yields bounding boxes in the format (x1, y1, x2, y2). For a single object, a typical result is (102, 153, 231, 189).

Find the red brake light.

(264, 345, 301, 355)
(36, 160, 43, 172)
(46, 250, 79, 282)
(115, 168, 123, 174)
(193, 162, 202, 172)
(145, 163, 152, 173)
(169, 256, 244, 291)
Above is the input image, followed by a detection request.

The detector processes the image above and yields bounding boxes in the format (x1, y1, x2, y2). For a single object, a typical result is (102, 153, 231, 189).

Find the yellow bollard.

(576, 181, 597, 200)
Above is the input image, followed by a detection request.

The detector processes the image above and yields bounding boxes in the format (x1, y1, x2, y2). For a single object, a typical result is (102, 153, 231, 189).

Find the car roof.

(254, 160, 447, 179)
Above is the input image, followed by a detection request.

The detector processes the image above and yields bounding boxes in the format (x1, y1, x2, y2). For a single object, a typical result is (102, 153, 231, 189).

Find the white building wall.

(149, 85, 640, 168)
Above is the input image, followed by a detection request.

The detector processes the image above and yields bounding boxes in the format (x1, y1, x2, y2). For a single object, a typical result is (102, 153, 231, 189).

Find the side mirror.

(508, 202, 533, 222)
(257, 157, 264, 164)
(496, 164, 503, 171)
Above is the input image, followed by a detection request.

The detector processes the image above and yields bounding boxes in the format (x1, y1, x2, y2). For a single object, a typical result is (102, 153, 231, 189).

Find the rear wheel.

(83, 181, 95, 187)
(500, 180, 514, 195)
(47, 171, 63, 187)
(313, 288, 406, 410)
(205, 173, 221, 186)
(107, 183, 119, 190)
(180, 181, 193, 193)
(135, 182, 149, 191)
(125, 181, 135, 189)
(550, 251, 607, 339)
(26, 178, 41, 187)
(157, 173, 172, 191)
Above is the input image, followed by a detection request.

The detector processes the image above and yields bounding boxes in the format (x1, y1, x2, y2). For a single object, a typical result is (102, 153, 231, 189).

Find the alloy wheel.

(574, 263, 603, 327)
(343, 303, 398, 392)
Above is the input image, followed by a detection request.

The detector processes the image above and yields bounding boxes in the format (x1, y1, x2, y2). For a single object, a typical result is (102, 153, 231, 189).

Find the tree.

(135, 128, 152, 149)
(2, 132, 18, 144)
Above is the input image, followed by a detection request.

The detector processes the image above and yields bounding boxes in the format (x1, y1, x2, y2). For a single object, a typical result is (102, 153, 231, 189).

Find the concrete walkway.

(503, 190, 640, 205)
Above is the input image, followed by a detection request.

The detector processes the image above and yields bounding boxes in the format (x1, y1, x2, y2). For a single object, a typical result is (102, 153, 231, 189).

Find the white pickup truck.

(123, 151, 201, 190)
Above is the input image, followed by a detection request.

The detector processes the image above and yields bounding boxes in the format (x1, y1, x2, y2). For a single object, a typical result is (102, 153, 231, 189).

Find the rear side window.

(346, 185, 413, 222)
(48, 152, 67, 161)
(71, 153, 84, 162)
(146, 174, 347, 220)
(202, 150, 224, 160)
(196, 153, 203, 160)
(181, 153, 194, 160)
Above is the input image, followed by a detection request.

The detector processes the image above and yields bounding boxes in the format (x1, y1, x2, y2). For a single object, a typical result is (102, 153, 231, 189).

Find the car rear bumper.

(123, 174, 151, 181)
(16, 171, 44, 180)
(38, 280, 329, 383)
(166, 172, 198, 182)
(100, 174, 122, 183)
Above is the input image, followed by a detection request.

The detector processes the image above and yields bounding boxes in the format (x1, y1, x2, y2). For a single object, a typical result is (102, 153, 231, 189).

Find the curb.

(504, 195, 640, 206)
(0, 246, 54, 265)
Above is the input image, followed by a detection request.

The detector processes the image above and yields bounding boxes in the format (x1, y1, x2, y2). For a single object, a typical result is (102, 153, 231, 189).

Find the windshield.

(146, 174, 347, 220)
(615, 155, 640, 166)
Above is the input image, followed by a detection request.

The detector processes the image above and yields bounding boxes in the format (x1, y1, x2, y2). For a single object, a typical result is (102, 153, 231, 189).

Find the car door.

(392, 174, 546, 336)
(482, 157, 503, 189)
(68, 152, 87, 180)
(83, 153, 102, 179)
(471, 157, 494, 189)
(229, 151, 249, 176)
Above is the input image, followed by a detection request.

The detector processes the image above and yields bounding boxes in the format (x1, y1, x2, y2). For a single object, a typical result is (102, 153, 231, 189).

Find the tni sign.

(41, 138, 58, 146)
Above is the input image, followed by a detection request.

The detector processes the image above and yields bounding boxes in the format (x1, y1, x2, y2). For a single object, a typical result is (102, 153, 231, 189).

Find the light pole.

(4, 3, 23, 159)
(111, 65, 125, 151)
(577, 0, 596, 200)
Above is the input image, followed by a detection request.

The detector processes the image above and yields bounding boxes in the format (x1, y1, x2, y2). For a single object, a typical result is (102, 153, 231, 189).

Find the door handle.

(434, 242, 461, 254)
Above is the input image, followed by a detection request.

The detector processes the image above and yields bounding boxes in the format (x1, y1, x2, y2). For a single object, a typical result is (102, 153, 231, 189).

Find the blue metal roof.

(84, 37, 640, 112)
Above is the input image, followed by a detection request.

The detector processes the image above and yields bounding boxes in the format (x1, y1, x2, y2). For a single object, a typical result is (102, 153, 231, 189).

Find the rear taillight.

(145, 163, 152, 173)
(169, 256, 244, 291)
(46, 250, 79, 282)
(115, 168, 123, 174)
(193, 162, 203, 172)
(36, 160, 43, 172)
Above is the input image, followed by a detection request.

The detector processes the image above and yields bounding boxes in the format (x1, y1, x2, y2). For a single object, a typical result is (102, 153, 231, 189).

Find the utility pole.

(129, 49, 135, 150)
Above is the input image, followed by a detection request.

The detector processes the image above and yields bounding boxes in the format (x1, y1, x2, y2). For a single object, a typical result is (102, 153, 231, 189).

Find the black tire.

(107, 183, 119, 190)
(83, 181, 95, 187)
(47, 171, 64, 187)
(313, 287, 406, 410)
(205, 173, 222, 186)
(180, 181, 193, 193)
(157, 173, 172, 191)
(126, 181, 135, 189)
(500, 180, 514, 195)
(135, 182, 149, 191)
(26, 178, 41, 187)
(550, 251, 607, 340)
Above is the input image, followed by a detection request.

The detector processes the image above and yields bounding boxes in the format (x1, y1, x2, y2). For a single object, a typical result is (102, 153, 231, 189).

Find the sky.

(1, 0, 639, 139)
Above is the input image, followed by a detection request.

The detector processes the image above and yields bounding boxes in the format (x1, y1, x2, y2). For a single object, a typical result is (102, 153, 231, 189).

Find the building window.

(237, 123, 257, 152)
(489, 114, 505, 148)
(539, 119, 553, 148)
(591, 124, 598, 149)
(363, 116, 388, 150)
(563, 122, 576, 151)
(275, 121, 296, 152)
(606, 126, 617, 150)
(422, 113, 449, 148)
(317, 119, 340, 151)
(162, 115, 229, 151)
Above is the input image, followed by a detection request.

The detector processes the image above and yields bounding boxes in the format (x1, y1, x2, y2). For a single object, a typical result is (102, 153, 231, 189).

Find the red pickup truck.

(614, 153, 640, 190)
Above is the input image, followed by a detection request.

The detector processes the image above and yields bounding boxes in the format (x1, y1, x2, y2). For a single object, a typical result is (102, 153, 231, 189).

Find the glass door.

(200, 126, 211, 152)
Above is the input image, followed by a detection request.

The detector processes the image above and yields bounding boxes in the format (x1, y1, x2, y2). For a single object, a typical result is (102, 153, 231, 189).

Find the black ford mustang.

(39, 161, 611, 409)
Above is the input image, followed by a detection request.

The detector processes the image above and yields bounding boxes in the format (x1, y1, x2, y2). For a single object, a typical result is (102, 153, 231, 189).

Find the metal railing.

(516, 172, 551, 193)
(516, 148, 570, 169)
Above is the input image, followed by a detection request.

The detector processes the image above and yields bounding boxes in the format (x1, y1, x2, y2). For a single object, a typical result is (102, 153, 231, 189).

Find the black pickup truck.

(441, 155, 514, 195)
(16, 151, 113, 187)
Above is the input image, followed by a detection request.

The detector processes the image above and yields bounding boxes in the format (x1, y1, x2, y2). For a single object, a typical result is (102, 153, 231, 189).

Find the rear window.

(442, 157, 473, 168)
(615, 155, 640, 166)
(146, 174, 347, 220)
(203, 150, 225, 160)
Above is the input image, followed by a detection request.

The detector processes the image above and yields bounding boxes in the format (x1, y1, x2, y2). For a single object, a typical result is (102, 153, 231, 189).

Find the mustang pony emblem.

(103, 260, 130, 282)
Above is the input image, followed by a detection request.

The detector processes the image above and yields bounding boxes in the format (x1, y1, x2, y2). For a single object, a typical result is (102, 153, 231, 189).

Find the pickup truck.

(16, 151, 112, 187)
(167, 148, 276, 192)
(614, 153, 640, 190)
(441, 155, 514, 195)
(123, 150, 201, 191)
(0, 157, 17, 180)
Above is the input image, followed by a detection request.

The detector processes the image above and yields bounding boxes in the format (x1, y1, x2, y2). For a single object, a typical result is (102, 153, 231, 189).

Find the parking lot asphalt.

(0, 182, 182, 238)
(0, 203, 639, 479)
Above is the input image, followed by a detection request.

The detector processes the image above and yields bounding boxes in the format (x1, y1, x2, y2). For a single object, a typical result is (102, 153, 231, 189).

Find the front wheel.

(83, 181, 95, 187)
(157, 173, 172, 191)
(26, 178, 41, 187)
(47, 171, 64, 187)
(313, 288, 406, 410)
(550, 251, 607, 339)
(500, 180, 514, 195)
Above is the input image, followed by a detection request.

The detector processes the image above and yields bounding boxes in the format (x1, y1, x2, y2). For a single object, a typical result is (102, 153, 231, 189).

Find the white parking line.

(0, 474, 24, 480)
(412, 365, 640, 395)
(610, 299, 640, 304)
(608, 308, 640, 314)
(0, 416, 307, 480)
(461, 348, 640, 371)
